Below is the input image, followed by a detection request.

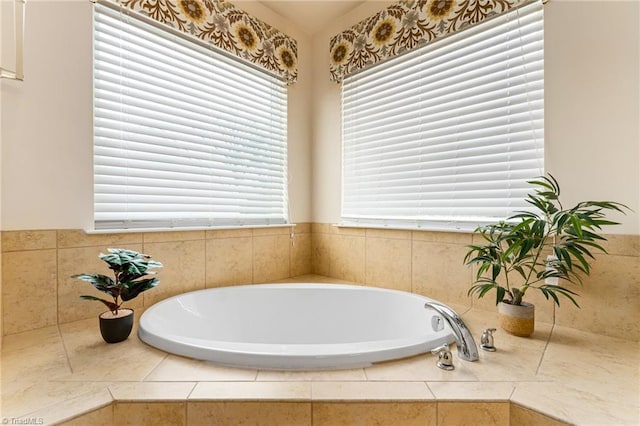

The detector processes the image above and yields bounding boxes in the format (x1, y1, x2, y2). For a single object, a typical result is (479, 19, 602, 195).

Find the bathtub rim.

(138, 282, 456, 370)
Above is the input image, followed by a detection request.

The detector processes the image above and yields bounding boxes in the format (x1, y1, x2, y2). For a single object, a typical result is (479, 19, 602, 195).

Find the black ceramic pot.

(99, 308, 134, 343)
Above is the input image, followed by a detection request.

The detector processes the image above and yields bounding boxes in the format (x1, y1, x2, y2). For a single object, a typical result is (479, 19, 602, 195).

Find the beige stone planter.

(498, 302, 535, 337)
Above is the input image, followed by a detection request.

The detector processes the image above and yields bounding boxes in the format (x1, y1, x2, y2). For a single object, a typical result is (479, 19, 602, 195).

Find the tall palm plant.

(464, 175, 627, 307)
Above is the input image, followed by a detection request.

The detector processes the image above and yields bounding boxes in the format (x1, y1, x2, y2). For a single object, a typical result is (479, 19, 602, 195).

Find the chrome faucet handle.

(480, 328, 497, 352)
(431, 344, 454, 371)
(431, 344, 449, 355)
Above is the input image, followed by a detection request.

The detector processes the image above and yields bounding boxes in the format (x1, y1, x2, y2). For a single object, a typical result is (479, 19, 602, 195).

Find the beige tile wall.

(1, 225, 312, 336)
(311, 224, 640, 341)
(510, 404, 569, 426)
(0, 234, 2, 350)
(60, 401, 569, 425)
(1, 224, 638, 341)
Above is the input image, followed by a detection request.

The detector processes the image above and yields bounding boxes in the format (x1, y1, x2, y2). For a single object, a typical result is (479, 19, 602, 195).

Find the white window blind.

(341, 0, 544, 231)
(93, 3, 288, 230)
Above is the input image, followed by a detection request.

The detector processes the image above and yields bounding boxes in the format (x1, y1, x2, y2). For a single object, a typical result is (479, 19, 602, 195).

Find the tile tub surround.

(1, 298, 638, 426)
(0, 228, 638, 423)
(1, 226, 312, 335)
(2, 226, 638, 340)
(311, 224, 640, 341)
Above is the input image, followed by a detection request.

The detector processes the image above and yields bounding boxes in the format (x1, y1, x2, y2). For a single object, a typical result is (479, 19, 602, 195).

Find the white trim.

(85, 223, 298, 235)
(0, 0, 25, 81)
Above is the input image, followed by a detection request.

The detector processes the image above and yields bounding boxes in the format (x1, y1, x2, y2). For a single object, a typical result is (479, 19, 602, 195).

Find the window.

(341, 1, 543, 231)
(93, 3, 288, 231)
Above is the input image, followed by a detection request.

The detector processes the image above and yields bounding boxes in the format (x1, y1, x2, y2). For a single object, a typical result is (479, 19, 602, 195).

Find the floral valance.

(112, 0, 297, 84)
(330, 0, 530, 82)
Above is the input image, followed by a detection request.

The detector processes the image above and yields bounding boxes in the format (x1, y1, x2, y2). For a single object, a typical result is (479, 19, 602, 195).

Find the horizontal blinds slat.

(96, 219, 288, 231)
(95, 199, 285, 209)
(343, 180, 536, 196)
(341, 0, 544, 230)
(343, 41, 543, 104)
(346, 112, 543, 152)
(347, 7, 542, 90)
(94, 11, 279, 92)
(93, 4, 288, 230)
(343, 127, 543, 159)
(94, 76, 286, 128)
(343, 72, 543, 129)
(94, 139, 284, 173)
(345, 148, 543, 175)
(94, 129, 285, 158)
(94, 98, 286, 146)
(344, 161, 543, 187)
(94, 163, 285, 185)
(93, 48, 286, 110)
(344, 59, 543, 114)
(94, 117, 286, 157)
(95, 186, 284, 200)
(95, 175, 284, 192)
(346, 102, 543, 144)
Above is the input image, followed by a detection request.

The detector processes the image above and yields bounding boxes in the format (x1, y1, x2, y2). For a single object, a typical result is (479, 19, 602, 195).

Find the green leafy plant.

(72, 248, 163, 315)
(464, 175, 627, 307)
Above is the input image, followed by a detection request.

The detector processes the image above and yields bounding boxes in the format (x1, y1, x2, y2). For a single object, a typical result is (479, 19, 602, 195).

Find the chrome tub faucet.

(425, 301, 479, 362)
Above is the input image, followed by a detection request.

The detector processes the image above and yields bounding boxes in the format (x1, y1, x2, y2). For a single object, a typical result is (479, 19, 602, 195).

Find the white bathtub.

(138, 283, 455, 370)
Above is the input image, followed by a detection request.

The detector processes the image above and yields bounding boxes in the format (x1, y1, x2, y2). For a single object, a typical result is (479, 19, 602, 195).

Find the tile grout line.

(185, 381, 199, 401)
(422, 381, 436, 401)
(56, 230, 60, 336)
(140, 352, 170, 382)
(363, 231, 368, 286)
(251, 228, 255, 284)
(55, 231, 76, 375)
(534, 322, 555, 376)
(507, 382, 517, 410)
(203, 230, 208, 291)
(410, 232, 414, 294)
(57, 322, 75, 375)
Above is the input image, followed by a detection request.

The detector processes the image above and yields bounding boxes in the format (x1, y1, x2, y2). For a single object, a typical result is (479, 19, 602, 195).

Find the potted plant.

(72, 248, 163, 343)
(464, 175, 627, 336)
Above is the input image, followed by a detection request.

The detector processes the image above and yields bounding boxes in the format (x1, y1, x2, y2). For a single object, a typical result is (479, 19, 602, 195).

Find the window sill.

(84, 223, 297, 235)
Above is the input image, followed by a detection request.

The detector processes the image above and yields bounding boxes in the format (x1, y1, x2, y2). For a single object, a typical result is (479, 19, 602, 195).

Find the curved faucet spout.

(425, 301, 479, 362)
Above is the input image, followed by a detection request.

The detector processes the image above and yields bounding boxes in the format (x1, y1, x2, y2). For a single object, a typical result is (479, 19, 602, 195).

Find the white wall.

(0, 0, 5, 350)
(0, 0, 312, 230)
(2, 1, 99, 230)
(544, 0, 639, 234)
(311, 0, 640, 235)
